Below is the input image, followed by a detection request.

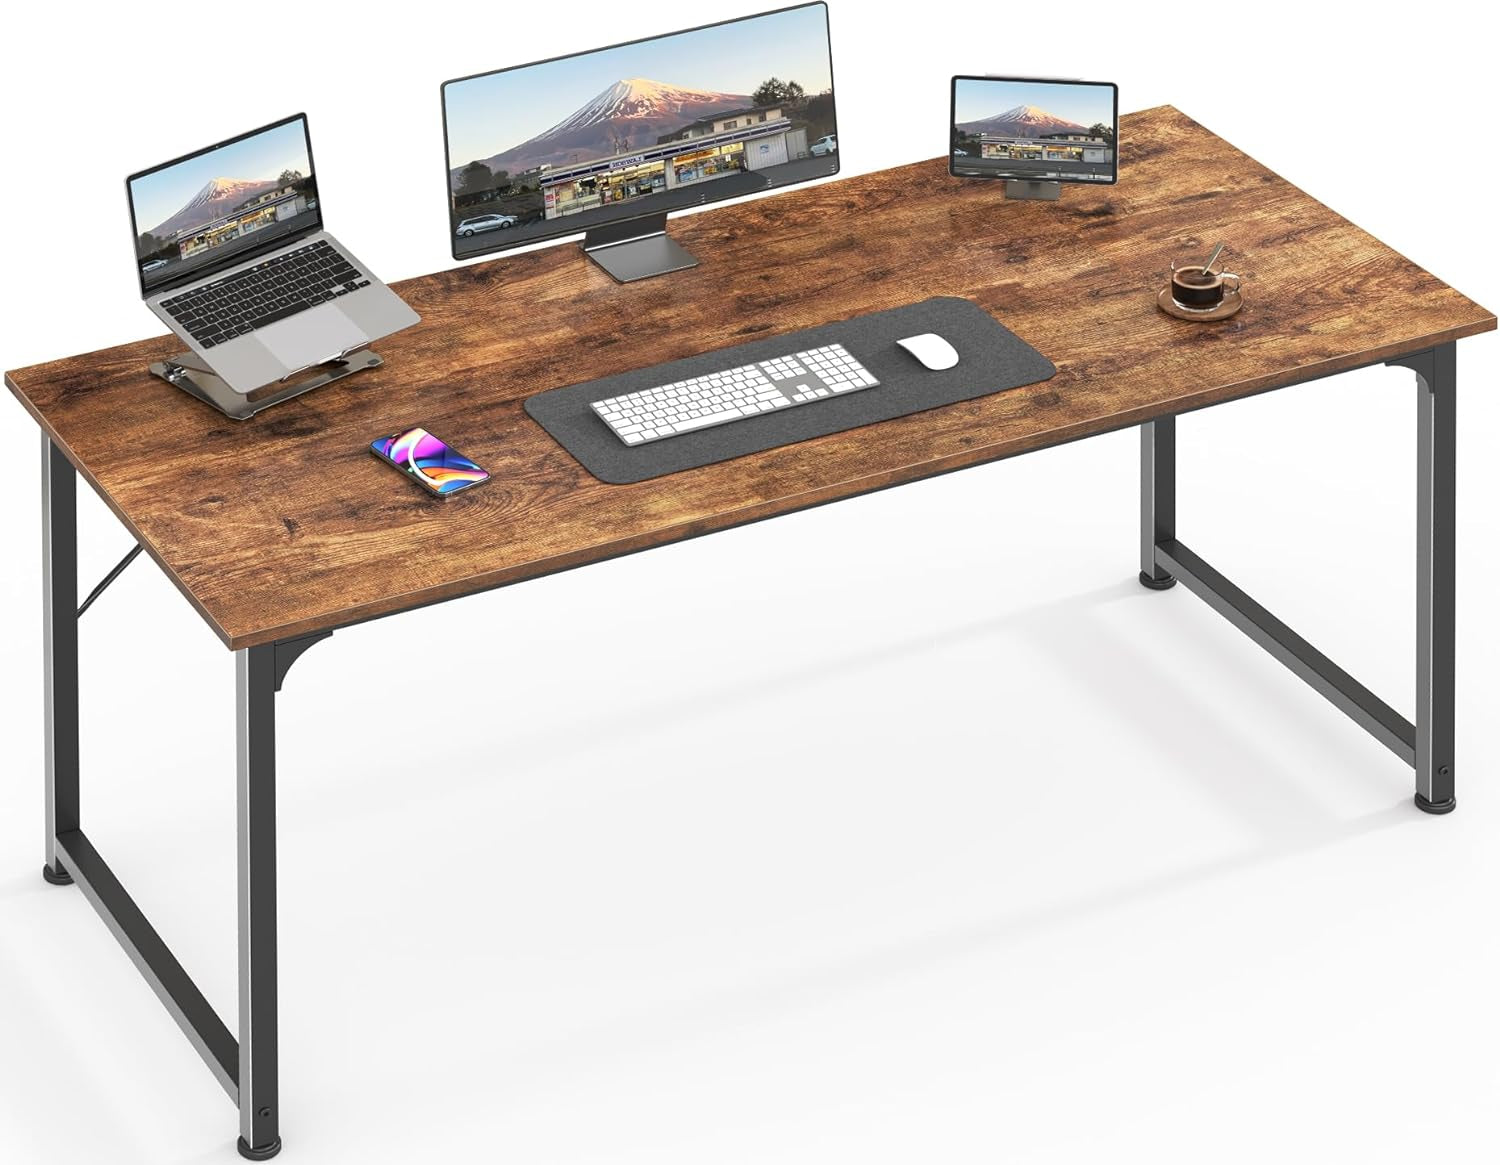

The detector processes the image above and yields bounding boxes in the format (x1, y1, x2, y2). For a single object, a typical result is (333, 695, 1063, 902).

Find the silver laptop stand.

(149, 348, 383, 421)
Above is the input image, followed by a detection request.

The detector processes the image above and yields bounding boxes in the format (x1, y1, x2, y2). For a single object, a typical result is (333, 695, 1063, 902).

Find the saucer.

(1157, 284, 1243, 321)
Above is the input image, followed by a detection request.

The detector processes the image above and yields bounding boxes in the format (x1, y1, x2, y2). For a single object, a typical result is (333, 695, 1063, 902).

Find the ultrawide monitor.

(949, 76, 1117, 185)
(441, 3, 838, 266)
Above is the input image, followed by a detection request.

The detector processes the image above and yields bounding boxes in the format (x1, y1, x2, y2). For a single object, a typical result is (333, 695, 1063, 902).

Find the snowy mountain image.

(541, 77, 748, 137)
(956, 104, 1089, 139)
(459, 77, 751, 181)
(147, 176, 283, 239)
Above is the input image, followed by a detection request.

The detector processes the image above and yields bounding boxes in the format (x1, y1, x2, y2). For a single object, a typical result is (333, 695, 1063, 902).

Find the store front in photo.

(673, 142, 746, 186)
(539, 108, 805, 220)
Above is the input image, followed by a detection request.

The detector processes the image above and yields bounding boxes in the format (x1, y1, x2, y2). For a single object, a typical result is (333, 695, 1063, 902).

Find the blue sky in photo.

(954, 79, 1114, 129)
(445, 4, 833, 165)
(130, 118, 312, 235)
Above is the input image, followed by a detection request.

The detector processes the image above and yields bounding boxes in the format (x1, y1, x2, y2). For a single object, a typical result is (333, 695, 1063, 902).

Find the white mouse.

(896, 333, 960, 371)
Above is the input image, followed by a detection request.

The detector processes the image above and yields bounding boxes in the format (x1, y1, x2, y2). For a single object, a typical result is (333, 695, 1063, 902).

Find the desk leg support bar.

(1137, 345, 1458, 812)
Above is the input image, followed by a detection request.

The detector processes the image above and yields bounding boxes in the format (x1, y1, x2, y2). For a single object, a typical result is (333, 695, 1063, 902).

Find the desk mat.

(524, 296, 1055, 484)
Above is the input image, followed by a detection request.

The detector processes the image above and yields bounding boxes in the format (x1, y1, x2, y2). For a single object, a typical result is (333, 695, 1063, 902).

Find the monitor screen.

(127, 114, 321, 296)
(441, 3, 838, 261)
(949, 77, 1117, 185)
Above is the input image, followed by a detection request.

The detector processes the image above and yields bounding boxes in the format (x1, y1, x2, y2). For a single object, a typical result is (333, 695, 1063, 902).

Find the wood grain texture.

(6, 106, 1494, 651)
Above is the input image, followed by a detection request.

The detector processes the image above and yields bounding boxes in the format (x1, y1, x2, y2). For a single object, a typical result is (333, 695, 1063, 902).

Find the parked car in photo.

(810, 134, 838, 157)
(952, 148, 969, 156)
(455, 213, 520, 237)
(141, 258, 170, 273)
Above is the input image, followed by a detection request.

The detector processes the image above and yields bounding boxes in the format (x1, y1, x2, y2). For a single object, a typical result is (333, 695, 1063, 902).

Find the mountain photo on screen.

(442, 4, 836, 255)
(128, 117, 319, 292)
(951, 78, 1116, 184)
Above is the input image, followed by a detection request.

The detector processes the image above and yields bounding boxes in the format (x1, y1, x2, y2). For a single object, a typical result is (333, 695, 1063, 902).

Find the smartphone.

(370, 427, 490, 497)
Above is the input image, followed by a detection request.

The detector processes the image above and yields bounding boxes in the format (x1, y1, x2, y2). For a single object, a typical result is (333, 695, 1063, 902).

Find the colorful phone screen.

(372, 428, 490, 496)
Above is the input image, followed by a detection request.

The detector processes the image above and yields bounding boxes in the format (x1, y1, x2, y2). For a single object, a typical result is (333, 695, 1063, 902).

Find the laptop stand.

(148, 348, 383, 421)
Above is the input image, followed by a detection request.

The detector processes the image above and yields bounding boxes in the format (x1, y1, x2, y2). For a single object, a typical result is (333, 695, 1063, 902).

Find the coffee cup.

(1169, 260, 1241, 309)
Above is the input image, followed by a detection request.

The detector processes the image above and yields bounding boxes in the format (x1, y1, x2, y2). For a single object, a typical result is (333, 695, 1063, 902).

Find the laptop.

(127, 113, 418, 393)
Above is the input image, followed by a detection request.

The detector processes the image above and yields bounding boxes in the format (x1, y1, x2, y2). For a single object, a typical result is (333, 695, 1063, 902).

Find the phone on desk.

(370, 427, 490, 498)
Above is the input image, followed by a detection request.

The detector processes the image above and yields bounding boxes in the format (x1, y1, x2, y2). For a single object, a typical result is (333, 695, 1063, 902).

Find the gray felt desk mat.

(524, 297, 1055, 484)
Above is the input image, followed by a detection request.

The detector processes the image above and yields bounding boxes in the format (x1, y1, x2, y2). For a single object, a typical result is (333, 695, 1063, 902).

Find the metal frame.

(39, 435, 320, 1160)
(1138, 344, 1458, 813)
(30, 343, 1460, 1157)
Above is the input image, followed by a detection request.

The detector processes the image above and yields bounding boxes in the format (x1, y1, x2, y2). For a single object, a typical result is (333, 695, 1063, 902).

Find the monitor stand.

(581, 212, 698, 283)
(1005, 180, 1061, 201)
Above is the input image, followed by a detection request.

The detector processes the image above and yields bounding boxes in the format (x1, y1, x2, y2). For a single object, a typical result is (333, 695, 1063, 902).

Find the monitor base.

(581, 213, 699, 282)
(149, 348, 382, 420)
(1005, 180, 1062, 201)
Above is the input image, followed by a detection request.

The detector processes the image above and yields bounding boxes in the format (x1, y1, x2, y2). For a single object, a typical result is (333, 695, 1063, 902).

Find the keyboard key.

(248, 303, 306, 330)
(673, 408, 747, 433)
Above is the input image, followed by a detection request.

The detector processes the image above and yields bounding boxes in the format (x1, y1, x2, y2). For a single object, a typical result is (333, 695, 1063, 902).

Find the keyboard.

(160, 240, 370, 349)
(592, 343, 880, 446)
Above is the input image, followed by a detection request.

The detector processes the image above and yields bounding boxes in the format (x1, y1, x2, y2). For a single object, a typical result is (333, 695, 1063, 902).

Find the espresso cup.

(1169, 260, 1241, 308)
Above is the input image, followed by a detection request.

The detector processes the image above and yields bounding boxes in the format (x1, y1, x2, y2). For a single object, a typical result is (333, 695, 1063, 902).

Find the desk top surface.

(7, 106, 1493, 650)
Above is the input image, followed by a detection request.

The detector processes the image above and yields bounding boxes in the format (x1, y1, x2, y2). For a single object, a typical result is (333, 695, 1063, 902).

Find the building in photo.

(539, 105, 808, 220)
(175, 186, 309, 260)
(979, 131, 1112, 166)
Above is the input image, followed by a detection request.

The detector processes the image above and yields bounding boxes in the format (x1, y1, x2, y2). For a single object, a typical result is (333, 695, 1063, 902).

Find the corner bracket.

(271, 631, 332, 692)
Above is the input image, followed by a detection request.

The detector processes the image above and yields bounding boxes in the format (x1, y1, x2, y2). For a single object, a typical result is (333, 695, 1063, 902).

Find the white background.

(2, 2, 1497, 1162)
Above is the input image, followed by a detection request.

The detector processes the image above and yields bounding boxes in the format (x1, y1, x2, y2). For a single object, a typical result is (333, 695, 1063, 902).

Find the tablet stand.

(149, 348, 383, 421)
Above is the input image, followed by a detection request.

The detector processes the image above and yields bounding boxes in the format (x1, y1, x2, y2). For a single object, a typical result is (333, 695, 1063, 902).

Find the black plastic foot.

(238, 1136, 282, 1160)
(1415, 793, 1456, 815)
(1138, 570, 1177, 591)
(42, 863, 73, 886)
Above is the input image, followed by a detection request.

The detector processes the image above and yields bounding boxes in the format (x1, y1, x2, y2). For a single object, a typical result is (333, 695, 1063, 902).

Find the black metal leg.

(237, 645, 281, 1160)
(1412, 344, 1457, 813)
(35, 434, 316, 1153)
(1139, 347, 1460, 815)
(1139, 417, 1177, 590)
(41, 435, 78, 885)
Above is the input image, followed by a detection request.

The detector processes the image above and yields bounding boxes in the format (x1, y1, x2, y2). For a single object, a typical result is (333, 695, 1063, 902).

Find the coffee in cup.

(1169, 260, 1241, 309)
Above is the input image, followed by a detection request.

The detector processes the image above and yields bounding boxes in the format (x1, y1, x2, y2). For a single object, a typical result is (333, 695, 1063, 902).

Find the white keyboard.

(592, 343, 880, 446)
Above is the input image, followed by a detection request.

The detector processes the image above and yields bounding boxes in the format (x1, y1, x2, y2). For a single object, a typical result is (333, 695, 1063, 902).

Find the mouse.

(896, 333, 960, 371)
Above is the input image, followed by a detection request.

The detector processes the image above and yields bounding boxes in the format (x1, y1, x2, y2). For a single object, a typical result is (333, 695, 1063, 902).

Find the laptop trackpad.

(258, 305, 366, 367)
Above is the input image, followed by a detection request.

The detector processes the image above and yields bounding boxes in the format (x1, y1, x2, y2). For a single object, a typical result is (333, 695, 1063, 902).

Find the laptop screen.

(127, 114, 322, 296)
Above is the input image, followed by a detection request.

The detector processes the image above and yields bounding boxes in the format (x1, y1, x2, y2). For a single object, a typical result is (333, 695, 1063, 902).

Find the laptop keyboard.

(159, 240, 370, 348)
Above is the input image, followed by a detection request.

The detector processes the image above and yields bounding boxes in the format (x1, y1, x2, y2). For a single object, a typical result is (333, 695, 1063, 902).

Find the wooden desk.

(6, 106, 1493, 1158)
